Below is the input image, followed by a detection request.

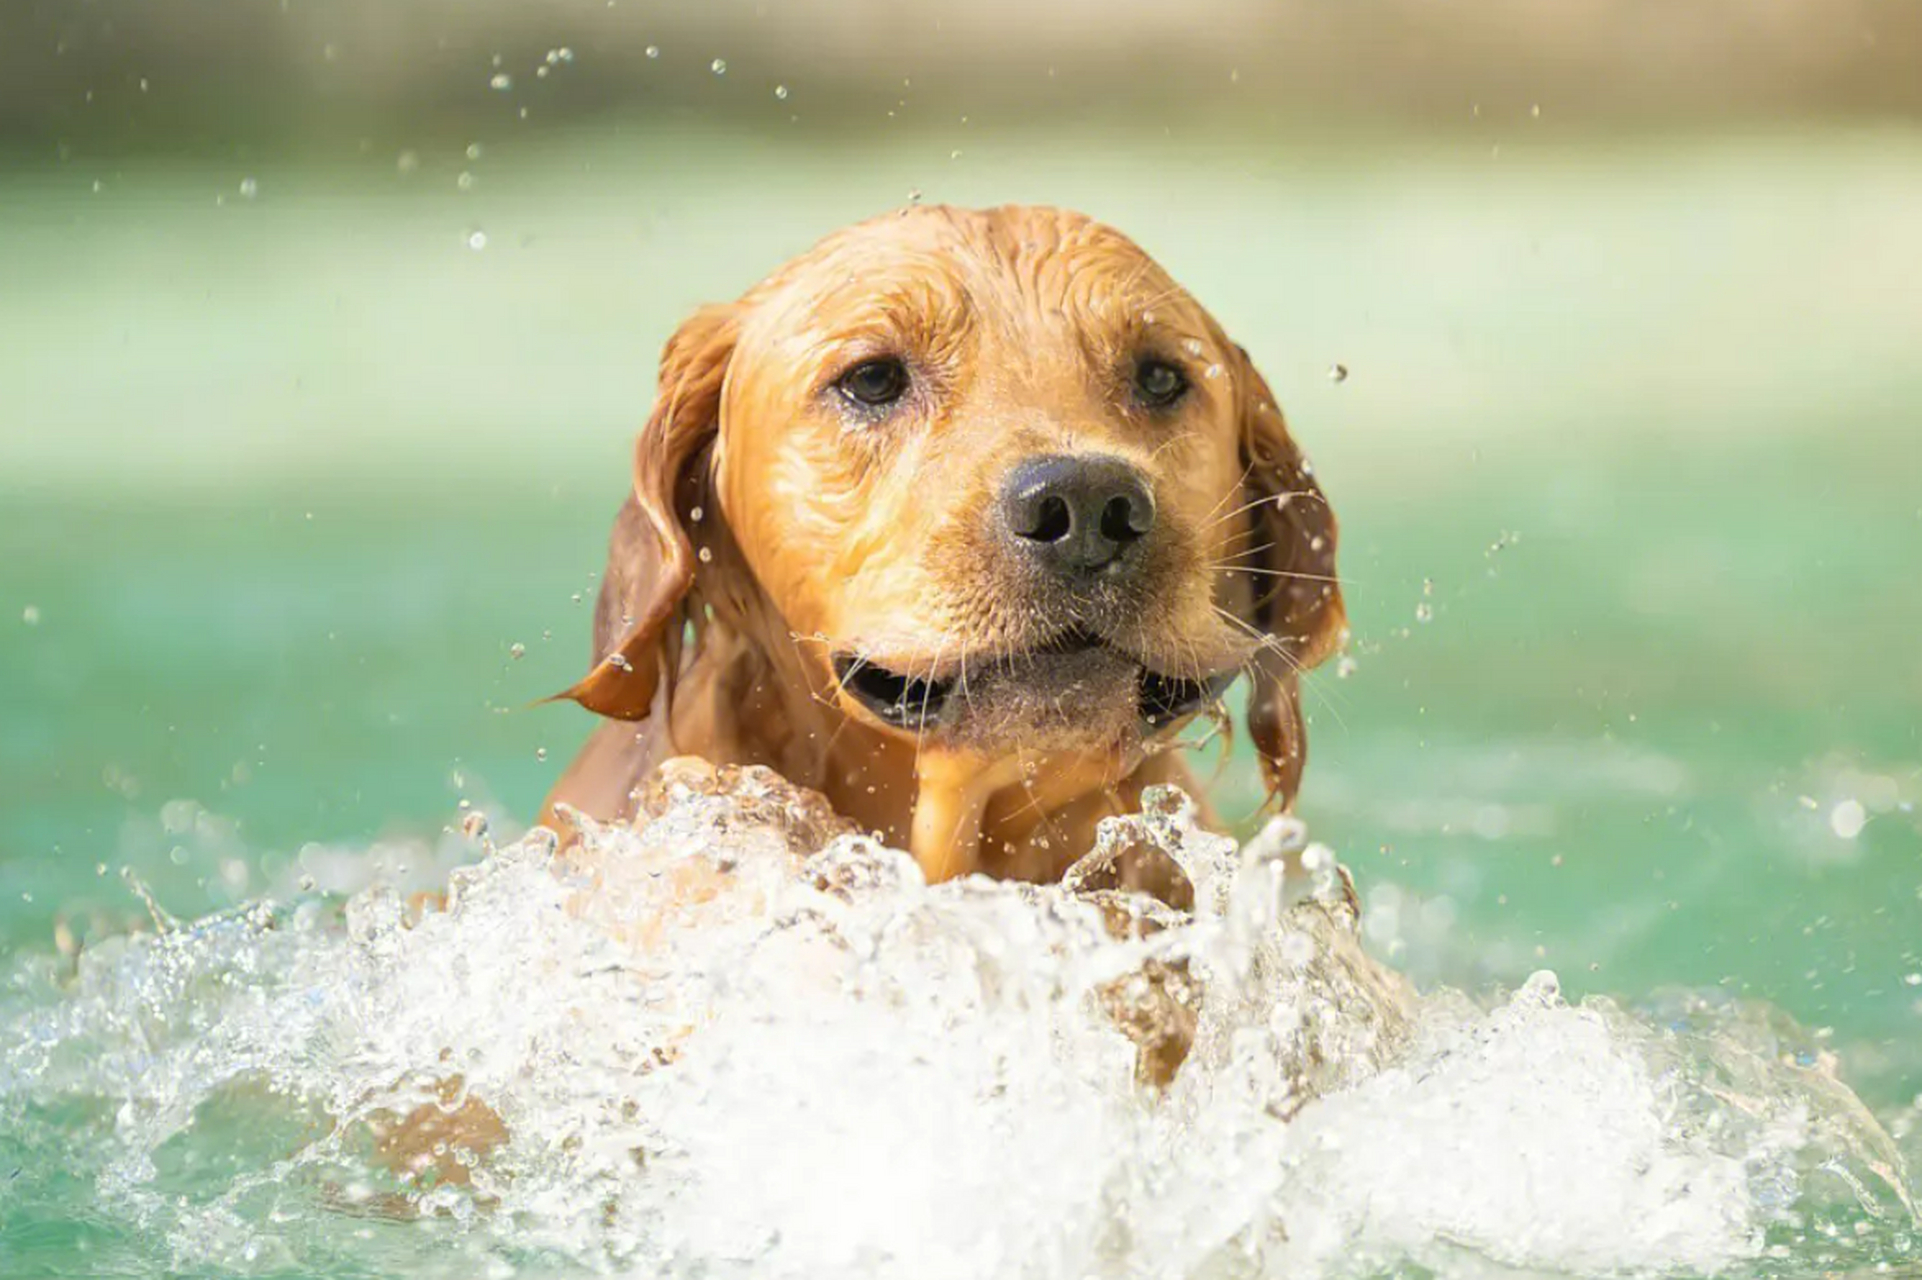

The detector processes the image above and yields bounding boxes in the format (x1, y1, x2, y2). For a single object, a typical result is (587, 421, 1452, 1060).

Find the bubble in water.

(237, 177, 258, 199)
(697, 546, 713, 564)
(508, 642, 526, 660)
(21, 604, 40, 626)
(710, 58, 727, 75)
(1329, 363, 1349, 383)
(466, 142, 483, 160)
(645, 45, 660, 58)
(774, 84, 789, 100)
(456, 171, 475, 191)
(465, 229, 488, 250)
(1829, 798, 1867, 839)
(535, 747, 548, 761)
(396, 150, 420, 175)
(1414, 603, 1433, 623)
(489, 73, 513, 91)
(1336, 655, 1359, 679)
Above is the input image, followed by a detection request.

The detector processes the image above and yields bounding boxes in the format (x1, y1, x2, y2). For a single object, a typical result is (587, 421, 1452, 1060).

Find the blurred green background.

(2, 0, 1919, 1121)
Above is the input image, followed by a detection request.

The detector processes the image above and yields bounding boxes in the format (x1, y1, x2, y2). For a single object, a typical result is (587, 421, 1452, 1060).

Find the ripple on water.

(0, 765, 1914, 1278)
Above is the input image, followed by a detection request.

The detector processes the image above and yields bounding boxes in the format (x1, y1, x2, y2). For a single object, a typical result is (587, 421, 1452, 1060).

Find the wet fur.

(544, 205, 1344, 888)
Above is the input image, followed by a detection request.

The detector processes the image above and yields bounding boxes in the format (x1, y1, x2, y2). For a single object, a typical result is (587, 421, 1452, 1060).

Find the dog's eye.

(1134, 358, 1188, 408)
(836, 357, 910, 408)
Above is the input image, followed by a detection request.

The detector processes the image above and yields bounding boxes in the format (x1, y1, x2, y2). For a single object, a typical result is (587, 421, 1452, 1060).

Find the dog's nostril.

(1027, 495, 1073, 543)
(1100, 494, 1147, 544)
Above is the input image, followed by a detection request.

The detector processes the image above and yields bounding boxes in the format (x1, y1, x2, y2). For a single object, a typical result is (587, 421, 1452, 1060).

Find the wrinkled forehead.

(735, 207, 1221, 360)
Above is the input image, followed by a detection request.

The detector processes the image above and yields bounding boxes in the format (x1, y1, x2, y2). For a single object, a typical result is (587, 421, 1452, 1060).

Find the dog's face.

(570, 206, 1343, 798)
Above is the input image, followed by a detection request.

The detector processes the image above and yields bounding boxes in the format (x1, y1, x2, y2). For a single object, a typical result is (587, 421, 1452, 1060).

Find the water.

(3, 123, 1921, 1274)
(1, 770, 1913, 1278)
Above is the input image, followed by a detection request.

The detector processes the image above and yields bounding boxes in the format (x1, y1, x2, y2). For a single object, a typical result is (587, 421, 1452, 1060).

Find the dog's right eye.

(836, 357, 910, 408)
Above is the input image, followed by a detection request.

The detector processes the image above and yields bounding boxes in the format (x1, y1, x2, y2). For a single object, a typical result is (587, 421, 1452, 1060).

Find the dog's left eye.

(836, 357, 910, 408)
(1134, 358, 1188, 408)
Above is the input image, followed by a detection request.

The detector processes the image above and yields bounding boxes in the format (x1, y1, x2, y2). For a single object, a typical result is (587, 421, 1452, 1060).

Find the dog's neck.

(662, 618, 1175, 883)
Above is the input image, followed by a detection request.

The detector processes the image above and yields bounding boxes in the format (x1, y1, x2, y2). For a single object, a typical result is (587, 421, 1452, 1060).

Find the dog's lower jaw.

(908, 747, 1004, 882)
(905, 738, 1184, 885)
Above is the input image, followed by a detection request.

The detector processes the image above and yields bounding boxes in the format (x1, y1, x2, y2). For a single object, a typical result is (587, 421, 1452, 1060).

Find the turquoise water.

(3, 124, 1920, 1275)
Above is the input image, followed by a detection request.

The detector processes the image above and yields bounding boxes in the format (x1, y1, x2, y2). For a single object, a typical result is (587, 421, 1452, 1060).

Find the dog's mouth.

(831, 629, 1233, 736)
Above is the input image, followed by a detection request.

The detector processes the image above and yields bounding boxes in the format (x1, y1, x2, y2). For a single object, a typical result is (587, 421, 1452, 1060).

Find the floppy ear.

(1232, 346, 1346, 808)
(561, 304, 739, 720)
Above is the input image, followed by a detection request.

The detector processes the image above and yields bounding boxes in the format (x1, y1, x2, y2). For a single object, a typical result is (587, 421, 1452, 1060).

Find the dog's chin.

(830, 630, 1234, 752)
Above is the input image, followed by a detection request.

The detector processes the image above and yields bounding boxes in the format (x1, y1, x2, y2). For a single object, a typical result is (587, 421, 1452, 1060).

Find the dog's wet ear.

(561, 304, 739, 720)
(1231, 344, 1346, 808)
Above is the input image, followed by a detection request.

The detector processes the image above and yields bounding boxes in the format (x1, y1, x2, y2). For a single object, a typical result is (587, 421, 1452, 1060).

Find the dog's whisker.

(1213, 565, 1349, 585)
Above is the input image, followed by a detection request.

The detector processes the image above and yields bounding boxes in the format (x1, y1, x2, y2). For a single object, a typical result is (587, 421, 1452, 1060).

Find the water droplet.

(1328, 363, 1349, 383)
(689, 506, 704, 523)
(1335, 655, 1358, 679)
(1415, 602, 1433, 624)
(907, 188, 923, 205)
(457, 171, 475, 191)
(1182, 338, 1205, 357)
(710, 58, 727, 75)
(774, 84, 789, 100)
(489, 73, 513, 91)
(1829, 798, 1867, 839)
(1204, 363, 1224, 380)
(466, 229, 488, 250)
(238, 177, 258, 199)
(535, 747, 548, 761)
(466, 142, 484, 160)
(698, 546, 714, 563)
(645, 45, 660, 59)
(22, 604, 41, 626)
(508, 642, 526, 660)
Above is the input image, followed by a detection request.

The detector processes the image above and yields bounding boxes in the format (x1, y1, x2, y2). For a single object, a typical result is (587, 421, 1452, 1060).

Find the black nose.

(999, 454, 1156, 578)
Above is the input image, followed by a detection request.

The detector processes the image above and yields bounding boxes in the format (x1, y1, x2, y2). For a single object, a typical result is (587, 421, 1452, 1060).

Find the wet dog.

(546, 205, 1344, 893)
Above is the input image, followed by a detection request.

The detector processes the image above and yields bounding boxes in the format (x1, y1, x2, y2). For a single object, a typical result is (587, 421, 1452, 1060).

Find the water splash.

(0, 766, 1913, 1278)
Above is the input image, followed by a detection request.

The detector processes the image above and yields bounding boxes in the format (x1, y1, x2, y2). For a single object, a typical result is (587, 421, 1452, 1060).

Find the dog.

(544, 204, 1344, 893)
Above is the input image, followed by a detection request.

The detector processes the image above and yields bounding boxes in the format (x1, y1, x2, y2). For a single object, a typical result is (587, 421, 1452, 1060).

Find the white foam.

(0, 771, 1913, 1278)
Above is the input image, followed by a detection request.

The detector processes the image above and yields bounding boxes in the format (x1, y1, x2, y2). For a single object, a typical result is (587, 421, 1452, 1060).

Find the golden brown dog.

(544, 204, 1344, 889)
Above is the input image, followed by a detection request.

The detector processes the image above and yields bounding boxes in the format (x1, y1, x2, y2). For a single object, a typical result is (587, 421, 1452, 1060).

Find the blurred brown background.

(7, 0, 1922, 156)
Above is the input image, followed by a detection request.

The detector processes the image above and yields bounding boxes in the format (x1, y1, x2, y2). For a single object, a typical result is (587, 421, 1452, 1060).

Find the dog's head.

(566, 205, 1343, 804)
